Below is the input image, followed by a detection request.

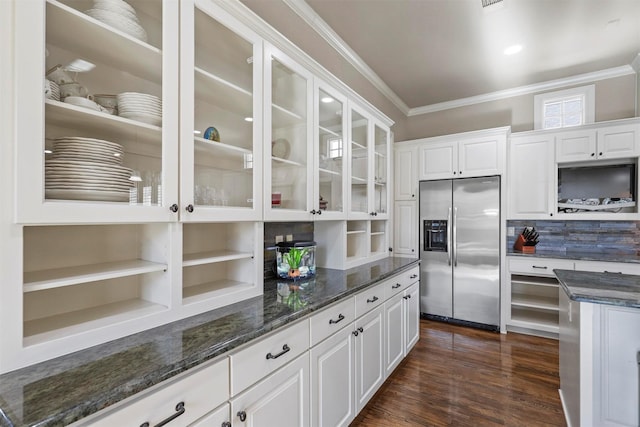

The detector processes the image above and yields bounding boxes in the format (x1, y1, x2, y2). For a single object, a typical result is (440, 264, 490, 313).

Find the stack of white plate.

(46, 137, 133, 202)
(85, 0, 147, 42)
(117, 92, 162, 126)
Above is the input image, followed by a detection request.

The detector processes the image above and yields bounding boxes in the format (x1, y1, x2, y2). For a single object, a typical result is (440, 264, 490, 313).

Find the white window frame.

(327, 136, 343, 159)
(534, 85, 595, 130)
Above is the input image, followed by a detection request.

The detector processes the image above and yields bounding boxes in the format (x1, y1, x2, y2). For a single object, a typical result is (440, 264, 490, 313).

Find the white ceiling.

(289, 0, 640, 114)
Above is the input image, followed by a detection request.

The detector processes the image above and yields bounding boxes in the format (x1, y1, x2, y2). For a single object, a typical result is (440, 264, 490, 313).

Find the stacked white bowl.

(86, 0, 147, 42)
(117, 92, 162, 126)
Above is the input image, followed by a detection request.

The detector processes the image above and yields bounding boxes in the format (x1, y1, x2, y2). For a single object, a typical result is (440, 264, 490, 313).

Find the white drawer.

(384, 265, 420, 299)
(230, 320, 309, 396)
(508, 257, 574, 277)
(309, 297, 355, 347)
(573, 260, 640, 275)
(355, 282, 386, 317)
(81, 358, 229, 427)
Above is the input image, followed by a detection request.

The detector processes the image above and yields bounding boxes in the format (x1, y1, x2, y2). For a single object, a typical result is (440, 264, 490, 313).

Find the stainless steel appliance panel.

(452, 176, 500, 325)
(419, 180, 453, 318)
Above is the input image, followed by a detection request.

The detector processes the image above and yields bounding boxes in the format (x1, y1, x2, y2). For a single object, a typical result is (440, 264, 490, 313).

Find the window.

(534, 85, 595, 130)
(327, 137, 342, 159)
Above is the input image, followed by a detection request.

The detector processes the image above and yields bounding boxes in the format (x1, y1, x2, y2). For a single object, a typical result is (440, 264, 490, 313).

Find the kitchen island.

(555, 269, 640, 427)
(0, 257, 418, 427)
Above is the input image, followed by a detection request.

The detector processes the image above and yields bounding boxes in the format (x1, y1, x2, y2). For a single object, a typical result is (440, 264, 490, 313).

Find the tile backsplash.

(507, 220, 640, 256)
(264, 222, 314, 279)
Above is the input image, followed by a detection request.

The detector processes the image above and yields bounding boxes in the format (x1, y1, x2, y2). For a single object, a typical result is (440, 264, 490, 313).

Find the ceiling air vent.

(481, 0, 503, 7)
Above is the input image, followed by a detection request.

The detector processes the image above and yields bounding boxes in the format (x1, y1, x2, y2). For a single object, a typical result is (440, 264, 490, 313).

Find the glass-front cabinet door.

(314, 81, 347, 219)
(349, 104, 370, 219)
(15, 0, 179, 224)
(264, 44, 314, 221)
(180, 0, 263, 221)
(372, 121, 390, 219)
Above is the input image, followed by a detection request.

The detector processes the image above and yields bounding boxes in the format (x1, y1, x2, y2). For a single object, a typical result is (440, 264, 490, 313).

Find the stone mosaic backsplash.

(507, 220, 640, 256)
(264, 222, 314, 278)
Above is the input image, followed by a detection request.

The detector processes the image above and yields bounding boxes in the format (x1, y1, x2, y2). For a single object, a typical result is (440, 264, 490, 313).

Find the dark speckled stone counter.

(507, 249, 640, 264)
(0, 257, 418, 427)
(555, 269, 640, 308)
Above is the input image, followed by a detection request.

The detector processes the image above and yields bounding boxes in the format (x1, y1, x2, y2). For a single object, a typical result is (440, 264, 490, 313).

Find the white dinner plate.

(46, 188, 130, 202)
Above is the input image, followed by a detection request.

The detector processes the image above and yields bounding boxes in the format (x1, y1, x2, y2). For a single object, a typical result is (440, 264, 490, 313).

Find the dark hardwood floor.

(351, 319, 566, 427)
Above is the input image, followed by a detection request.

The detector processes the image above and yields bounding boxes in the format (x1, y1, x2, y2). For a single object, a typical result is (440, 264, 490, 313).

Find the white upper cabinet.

(508, 133, 555, 219)
(394, 144, 417, 200)
(313, 80, 347, 220)
(418, 130, 505, 181)
(348, 104, 390, 219)
(179, 0, 263, 221)
(16, 0, 179, 224)
(556, 122, 639, 163)
(263, 44, 315, 221)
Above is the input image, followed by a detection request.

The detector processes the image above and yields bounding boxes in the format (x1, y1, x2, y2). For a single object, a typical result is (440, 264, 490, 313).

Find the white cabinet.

(354, 304, 385, 411)
(310, 324, 356, 427)
(230, 353, 310, 427)
(16, 0, 179, 224)
(179, 0, 264, 221)
(418, 131, 505, 181)
(394, 144, 417, 200)
(384, 281, 419, 377)
(76, 358, 229, 427)
(507, 257, 574, 337)
(263, 44, 314, 221)
(559, 295, 640, 427)
(556, 123, 638, 163)
(393, 201, 417, 256)
(508, 133, 556, 219)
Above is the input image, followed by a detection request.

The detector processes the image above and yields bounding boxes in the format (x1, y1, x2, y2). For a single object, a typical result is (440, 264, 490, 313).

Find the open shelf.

(511, 294, 559, 311)
(183, 279, 253, 305)
(510, 275, 559, 288)
(509, 308, 559, 334)
(24, 298, 166, 346)
(24, 259, 167, 292)
(183, 250, 254, 267)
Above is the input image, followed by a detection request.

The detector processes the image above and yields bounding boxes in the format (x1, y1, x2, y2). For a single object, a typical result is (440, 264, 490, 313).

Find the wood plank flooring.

(350, 319, 566, 427)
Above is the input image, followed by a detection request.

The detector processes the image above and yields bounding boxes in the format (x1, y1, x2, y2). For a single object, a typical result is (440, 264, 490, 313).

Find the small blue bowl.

(204, 126, 220, 142)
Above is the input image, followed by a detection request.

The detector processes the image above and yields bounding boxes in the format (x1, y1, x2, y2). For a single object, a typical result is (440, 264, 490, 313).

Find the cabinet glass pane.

(44, 0, 164, 206)
(374, 124, 388, 214)
(271, 58, 308, 211)
(351, 110, 369, 214)
(318, 88, 344, 213)
(192, 7, 254, 208)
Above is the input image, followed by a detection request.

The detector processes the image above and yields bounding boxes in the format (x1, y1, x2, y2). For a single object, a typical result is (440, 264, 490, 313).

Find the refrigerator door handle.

(446, 207, 452, 266)
(453, 206, 458, 267)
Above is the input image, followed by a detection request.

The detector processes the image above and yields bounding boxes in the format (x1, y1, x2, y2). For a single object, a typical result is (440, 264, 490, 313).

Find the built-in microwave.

(557, 161, 636, 214)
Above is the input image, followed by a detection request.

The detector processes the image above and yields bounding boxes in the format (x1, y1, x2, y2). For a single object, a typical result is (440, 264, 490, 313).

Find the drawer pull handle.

(329, 314, 345, 324)
(237, 411, 247, 422)
(410, 274, 418, 279)
(266, 344, 290, 360)
(604, 271, 622, 274)
(140, 402, 185, 427)
(366, 296, 379, 303)
(532, 265, 548, 269)
(392, 283, 401, 289)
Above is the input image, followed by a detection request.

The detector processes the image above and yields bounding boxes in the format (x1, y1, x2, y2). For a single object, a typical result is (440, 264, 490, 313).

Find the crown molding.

(282, 0, 410, 116)
(408, 65, 636, 116)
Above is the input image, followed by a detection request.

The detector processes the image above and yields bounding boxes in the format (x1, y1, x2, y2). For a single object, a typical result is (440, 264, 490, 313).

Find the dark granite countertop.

(0, 257, 419, 427)
(507, 249, 640, 264)
(555, 269, 640, 308)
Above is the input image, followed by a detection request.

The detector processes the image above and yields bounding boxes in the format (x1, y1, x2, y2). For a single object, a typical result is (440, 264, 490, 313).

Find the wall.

(402, 74, 638, 140)
(263, 222, 314, 279)
(507, 220, 640, 256)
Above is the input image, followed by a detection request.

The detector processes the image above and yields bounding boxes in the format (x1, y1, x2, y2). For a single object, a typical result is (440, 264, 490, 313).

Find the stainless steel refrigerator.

(419, 176, 500, 330)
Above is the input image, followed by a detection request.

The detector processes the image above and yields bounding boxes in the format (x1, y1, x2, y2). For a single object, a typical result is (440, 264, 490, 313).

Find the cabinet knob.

(310, 209, 317, 214)
(591, 153, 595, 157)
(459, 171, 462, 174)
(221, 422, 231, 427)
(186, 204, 194, 213)
(599, 152, 603, 156)
(453, 171, 457, 175)
(358, 326, 364, 333)
(169, 204, 178, 213)
(317, 209, 322, 215)
(352, 330, 359, 337)
(237, 411, 247, 422)
(411, 194, 415, 198)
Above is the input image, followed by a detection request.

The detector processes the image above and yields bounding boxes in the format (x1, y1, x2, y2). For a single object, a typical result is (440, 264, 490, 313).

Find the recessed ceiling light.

(64, 59, 96, 72)
(503, 44, 523, 55)
(193, 130, 201, 134)
(321, 97, 334, 103)
(244, 117, 253, 122)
